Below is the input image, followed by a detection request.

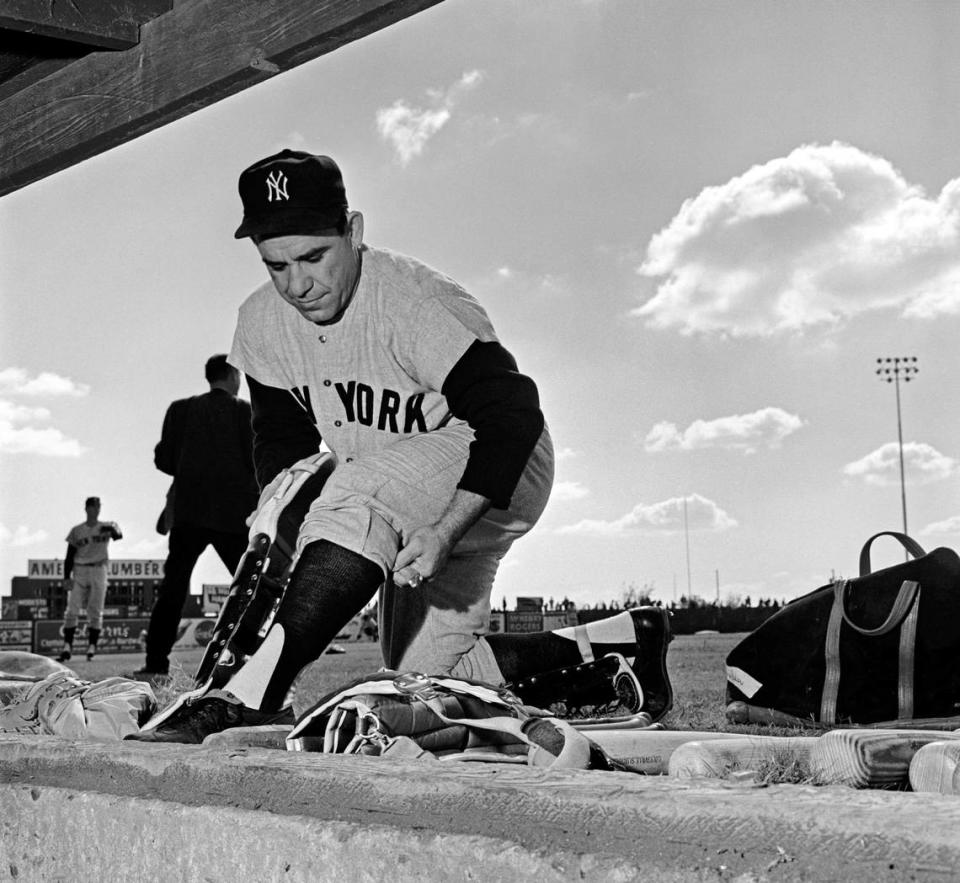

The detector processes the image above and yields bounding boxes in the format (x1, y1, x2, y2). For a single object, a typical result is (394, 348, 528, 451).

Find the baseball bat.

(908, 740, 960, 794)
(202, 724, 292, 749)
(587, 729, 747, 775)
(667, 736, 819, 779)
(725, 701, 823, 728)
(809, 728, 960, 789)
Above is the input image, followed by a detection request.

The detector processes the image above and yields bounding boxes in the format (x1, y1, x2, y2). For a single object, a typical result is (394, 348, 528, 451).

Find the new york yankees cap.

(234, 150, 348, 240)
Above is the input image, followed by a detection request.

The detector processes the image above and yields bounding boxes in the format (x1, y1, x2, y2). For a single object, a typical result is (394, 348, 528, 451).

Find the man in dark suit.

(134, 354, 259, 678)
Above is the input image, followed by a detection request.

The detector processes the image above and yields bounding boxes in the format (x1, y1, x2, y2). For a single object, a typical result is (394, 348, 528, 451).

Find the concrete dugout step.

(0, 735, 959, 881)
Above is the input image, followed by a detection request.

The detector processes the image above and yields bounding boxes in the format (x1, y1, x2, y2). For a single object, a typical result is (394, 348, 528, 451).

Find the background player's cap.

(85, 496, 100, 507)
(234, 150, 348, 239)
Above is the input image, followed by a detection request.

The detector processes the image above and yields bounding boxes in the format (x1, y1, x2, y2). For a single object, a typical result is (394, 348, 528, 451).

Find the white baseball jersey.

(229, 245, 499, 461)
(65, 521, 120, 565)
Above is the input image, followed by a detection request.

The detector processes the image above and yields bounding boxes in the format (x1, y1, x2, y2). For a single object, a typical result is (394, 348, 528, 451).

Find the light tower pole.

(875, 356, 918, 538)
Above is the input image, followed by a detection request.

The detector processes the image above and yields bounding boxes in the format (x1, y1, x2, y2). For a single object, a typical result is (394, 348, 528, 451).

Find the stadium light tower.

(875, 356, 919, 537)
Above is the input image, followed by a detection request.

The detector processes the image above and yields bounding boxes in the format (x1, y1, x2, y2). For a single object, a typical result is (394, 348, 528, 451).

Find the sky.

(1, 0, 959, 609)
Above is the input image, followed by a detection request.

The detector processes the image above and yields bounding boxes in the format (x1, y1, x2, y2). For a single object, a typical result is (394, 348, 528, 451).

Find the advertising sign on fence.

(27, 559, 165, 580)
(515, 596, 544, 613)
(504, 611, 544, 633)
(35, 619, 150, 656)
(0, 622, 33, 652)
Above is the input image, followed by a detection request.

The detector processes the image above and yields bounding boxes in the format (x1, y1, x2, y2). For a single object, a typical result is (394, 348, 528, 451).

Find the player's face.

(257, 213, 364, 325)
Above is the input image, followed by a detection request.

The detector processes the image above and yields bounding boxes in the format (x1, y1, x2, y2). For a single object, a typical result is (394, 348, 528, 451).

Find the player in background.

(132, 151, 671, 743)
(60, 496, 122, 662)
(132, 354, 259, 679)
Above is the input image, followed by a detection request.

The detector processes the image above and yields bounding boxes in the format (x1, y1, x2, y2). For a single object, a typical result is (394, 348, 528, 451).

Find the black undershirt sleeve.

(441, 339, 544, 510)
(247, 375, 323, 491)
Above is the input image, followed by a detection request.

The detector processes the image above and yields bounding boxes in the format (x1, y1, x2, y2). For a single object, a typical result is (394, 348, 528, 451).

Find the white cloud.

(0, 368, 88, 456)
(0, 401, 52, 423)
(644, 407, 805, 454)
(557, 493, 737, 536)
(551, 481, 590, 502)
(0, 368, 90, 397)
(0, 423, 87, 457)
(919, 515, 960, 538)
(634, 142, 960, 336)
(377, 70, 485, 165)
(0, 524, 49, 548)
(842, 442, 958, 486)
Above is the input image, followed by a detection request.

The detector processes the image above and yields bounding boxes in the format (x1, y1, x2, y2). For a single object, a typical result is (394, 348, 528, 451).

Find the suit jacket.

(155, 389, 259, 534)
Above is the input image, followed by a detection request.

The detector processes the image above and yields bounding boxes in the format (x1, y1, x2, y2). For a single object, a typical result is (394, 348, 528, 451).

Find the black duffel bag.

(725, 532, 960, 727)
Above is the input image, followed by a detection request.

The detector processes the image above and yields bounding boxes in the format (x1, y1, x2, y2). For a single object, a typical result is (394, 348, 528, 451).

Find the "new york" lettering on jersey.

(291, 383, 427, 433)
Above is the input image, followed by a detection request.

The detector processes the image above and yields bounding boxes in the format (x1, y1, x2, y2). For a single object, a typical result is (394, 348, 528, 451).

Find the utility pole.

(683, 497, 692, 598)
(875, 356, 919, 541)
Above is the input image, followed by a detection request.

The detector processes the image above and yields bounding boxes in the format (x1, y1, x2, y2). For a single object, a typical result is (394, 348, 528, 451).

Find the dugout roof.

(0, 0, 442, 198)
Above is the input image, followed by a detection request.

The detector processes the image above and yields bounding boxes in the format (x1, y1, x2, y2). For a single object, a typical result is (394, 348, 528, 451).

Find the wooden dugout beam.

(0, 0, 172, 50)
(0, 0, 444, 198)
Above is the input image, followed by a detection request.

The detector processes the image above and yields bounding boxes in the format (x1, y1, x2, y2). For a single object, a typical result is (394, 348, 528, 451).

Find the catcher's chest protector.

(286, 671, 598, 769)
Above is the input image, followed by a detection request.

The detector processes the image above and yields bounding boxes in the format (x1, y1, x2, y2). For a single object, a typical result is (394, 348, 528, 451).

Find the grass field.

(74, 631, 815, 736)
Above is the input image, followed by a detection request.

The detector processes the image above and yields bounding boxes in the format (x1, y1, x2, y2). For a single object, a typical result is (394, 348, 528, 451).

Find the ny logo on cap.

(266, 170, 289, 202)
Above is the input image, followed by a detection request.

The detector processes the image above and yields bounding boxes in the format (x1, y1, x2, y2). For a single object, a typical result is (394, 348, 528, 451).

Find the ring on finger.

(408, 571, 423, 588)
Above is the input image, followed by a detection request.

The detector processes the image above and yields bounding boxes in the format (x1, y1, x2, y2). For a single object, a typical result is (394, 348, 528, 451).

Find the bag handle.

(836, 578, 920, 636)
(821, 579, 920, 724)
(859, 532, 926, 576)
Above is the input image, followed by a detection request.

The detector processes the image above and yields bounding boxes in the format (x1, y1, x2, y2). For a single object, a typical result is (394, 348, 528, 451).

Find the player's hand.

(393, 525, 452, 589)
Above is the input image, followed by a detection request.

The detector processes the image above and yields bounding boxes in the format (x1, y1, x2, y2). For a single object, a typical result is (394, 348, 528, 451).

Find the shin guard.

(194, 453, 337, 690)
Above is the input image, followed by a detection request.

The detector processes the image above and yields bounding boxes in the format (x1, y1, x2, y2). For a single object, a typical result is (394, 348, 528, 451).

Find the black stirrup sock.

(257, 539, 383, 710)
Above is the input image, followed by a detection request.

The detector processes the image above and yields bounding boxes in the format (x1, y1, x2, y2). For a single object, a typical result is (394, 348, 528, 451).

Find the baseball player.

(133, 151, 671, 743)
(60, 496, 122, 662)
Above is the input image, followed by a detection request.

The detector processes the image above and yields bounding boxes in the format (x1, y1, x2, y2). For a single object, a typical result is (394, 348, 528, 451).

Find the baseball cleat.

(126, 690, 293, 744)
(57, 647, 71, 663)
(86, 648, 96, 662)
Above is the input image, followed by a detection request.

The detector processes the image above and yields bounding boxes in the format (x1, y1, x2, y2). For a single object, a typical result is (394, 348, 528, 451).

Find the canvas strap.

(573, 625, 594, 663)
(821, 579, 920, 724)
